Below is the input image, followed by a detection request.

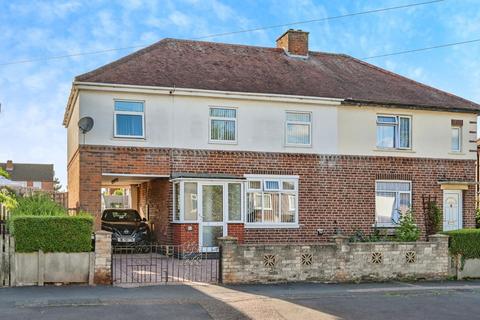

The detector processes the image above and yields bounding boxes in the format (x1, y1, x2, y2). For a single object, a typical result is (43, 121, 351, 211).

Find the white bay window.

(172, 180, 243, 223)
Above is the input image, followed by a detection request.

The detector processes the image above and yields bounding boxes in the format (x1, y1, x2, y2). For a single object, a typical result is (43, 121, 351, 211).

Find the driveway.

(1, 281, 480, 319)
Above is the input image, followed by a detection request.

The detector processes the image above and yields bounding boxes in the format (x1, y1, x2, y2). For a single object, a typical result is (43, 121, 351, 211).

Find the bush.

(11, 193, 66, 217)
(443, 229, 480, 259)
(10, 215, 93, 253)
(396, 211, 420, 242)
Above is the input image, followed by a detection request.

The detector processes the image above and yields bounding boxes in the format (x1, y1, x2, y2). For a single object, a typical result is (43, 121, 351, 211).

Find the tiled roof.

(0, 163, 54, 181)
(75, 38, 480, 112)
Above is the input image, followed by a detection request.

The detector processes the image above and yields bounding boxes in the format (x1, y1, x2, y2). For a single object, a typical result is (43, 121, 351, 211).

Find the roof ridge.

(76, 37, 348, 82)
(345, 54, 480, 108)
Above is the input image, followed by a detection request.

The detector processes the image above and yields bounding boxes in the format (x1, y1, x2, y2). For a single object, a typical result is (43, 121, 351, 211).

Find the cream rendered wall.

(69, 88, 478, 160)
(67, 96, 80, 162)
(77, 90, 339, 154)
(337, 105, 477, 160)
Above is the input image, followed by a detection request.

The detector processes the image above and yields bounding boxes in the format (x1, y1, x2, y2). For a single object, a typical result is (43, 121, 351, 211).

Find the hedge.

(443, 229, 480, 259)
(10, 215, 93, 253)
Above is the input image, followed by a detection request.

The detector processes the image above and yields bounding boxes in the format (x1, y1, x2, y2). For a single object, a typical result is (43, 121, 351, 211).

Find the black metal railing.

(112, 243, 220, 284)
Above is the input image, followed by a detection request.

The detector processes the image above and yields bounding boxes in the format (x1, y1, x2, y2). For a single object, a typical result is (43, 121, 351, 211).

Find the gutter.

(343, 98, 480, 114)
(62, 82, 343, 127)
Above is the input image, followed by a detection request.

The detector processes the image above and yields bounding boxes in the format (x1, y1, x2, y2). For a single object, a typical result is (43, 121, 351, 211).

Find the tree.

(53, 177, 62, 192)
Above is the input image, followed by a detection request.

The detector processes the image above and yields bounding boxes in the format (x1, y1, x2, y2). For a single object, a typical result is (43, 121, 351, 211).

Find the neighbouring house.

(64, 29, 479, 250)
(0, 160, 54, 191)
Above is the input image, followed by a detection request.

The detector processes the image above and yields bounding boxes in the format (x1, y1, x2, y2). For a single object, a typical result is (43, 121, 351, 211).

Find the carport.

(101, 173, 170, 243)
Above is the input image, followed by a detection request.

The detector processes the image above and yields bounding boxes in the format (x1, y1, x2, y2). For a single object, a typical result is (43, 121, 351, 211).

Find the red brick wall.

(228, 223, 244, 244)
(72, 145, 476, 243)
(40, 181, 54, 191)
(172, 223, 198, 246)
(67, 150, 80, 210)
(137, 179, 170, 243)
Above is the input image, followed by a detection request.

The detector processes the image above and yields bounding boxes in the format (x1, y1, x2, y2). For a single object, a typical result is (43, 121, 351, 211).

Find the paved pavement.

(1, 281, 480, 319)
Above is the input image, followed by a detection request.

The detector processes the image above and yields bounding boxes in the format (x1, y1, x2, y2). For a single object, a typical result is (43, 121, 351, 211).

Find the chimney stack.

(276, 29, 309, 56)
(5, 160, 13, 171)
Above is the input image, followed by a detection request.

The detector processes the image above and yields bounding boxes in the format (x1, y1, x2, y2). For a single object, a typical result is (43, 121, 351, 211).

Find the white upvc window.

(451, 126, 462, 152)
(172, 180, 243, 223)
(32, 181, 42, 189)
(245, 175, 299, 227)
(285, 111, 312, 146)
(114, 100, 145, 138)
(375, 180, 412, 226)
(376, 115, 411, 149)
(173, 182, 180, 221)
(209, 107, 237, 143)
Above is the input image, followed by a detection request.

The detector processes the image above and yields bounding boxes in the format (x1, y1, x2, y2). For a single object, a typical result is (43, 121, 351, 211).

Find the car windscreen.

(102, 210, 141, 222)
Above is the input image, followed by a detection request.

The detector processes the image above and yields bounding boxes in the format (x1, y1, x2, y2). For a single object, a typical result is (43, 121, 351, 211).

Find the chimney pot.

(6, 160, 13, 171)
(276, 29, 309, 56)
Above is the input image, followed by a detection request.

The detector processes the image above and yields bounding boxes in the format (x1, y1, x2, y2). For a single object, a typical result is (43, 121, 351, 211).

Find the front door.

(443, 190, 463, 231)
(199, 183, 227, 252)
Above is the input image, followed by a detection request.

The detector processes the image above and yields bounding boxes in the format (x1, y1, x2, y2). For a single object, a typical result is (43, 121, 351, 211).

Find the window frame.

(374, 180, 412, 227)
(171, 179, 244, 223)
(376, 114, 412, 150)
(451, 126, 462, 153)
(208, 106, 238, 144)
(32, 181, 42, 189)
(285, 111, 312, 147)
(245, 175, 299, 228)
(113, 99, 145, 139)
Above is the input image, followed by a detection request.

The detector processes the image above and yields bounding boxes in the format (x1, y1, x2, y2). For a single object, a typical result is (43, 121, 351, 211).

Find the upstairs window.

(246, 176, 298, 226)
(376, 115, 411, 149)
(286, 112, 311, 146)
(375, 181, 411, 226)
(209, 107, 237, 143)
(114, 100, 144, 138)
(451, 127, 461, 152)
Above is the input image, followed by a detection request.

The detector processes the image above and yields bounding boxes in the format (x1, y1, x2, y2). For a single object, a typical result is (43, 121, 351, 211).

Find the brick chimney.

(5, 160, 13, 171)
(276, 29, 309, 56)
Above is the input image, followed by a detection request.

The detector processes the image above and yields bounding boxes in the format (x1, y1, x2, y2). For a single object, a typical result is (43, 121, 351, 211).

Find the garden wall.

(14, 250, 93, 286)
(219, 234, 449, 284)
(9, 232, 111, 286)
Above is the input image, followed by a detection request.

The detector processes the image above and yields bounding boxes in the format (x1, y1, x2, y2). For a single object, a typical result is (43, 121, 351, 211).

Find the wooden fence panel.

(0, 235, 10, 287)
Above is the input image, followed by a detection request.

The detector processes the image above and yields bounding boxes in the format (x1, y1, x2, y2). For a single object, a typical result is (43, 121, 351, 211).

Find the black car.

(101, 209, 151, 246)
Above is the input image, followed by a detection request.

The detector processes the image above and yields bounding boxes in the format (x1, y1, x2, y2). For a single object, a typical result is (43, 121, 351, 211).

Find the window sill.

(372, 223, 398, 228)
(373, 148, 415, 153)
(245, 224, 299, 229)
(171, 221, 198, 224)
(285, 144, 312, 148)
(208, 140, 238, 145)
(448, 152, 465, 155)
(112, 136, 146, 141)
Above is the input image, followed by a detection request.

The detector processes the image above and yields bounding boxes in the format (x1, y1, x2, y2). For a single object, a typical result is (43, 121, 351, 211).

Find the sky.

(0, 0, 479, 190)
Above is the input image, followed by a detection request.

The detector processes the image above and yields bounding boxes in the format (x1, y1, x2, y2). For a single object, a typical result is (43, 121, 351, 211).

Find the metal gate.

(112, 243, 221, 284)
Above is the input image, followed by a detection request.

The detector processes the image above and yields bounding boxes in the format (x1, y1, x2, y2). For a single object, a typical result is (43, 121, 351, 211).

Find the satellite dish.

(78, 117, 94, 134)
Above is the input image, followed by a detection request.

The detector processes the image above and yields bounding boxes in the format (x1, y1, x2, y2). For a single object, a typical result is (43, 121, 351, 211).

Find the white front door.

(199, 183, 227, 252)
(443, 190, 463, 231)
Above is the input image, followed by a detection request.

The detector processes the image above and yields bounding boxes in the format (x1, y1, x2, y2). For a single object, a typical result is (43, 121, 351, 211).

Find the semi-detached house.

(64, 30, 480, 250)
